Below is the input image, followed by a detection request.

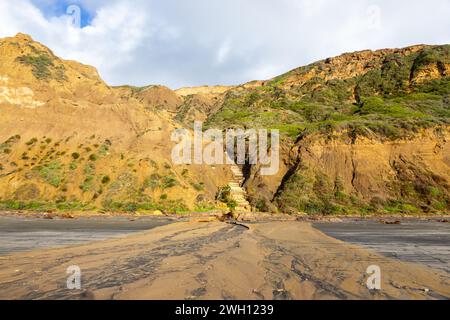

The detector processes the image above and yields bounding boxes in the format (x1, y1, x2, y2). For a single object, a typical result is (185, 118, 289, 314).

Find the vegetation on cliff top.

(206, 45, 450, 141)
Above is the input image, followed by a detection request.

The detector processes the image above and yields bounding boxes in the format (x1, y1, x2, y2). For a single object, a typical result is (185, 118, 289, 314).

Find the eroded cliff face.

(0, 34, 231, 213)
(0, 33, 114, 105)
(243, 128, 450, 214)
(0, 33, 448, 214)
(193, 44, 450, 215)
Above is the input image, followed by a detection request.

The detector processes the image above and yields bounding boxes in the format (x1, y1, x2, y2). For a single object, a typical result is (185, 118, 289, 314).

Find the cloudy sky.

(1, 0, 449, 88)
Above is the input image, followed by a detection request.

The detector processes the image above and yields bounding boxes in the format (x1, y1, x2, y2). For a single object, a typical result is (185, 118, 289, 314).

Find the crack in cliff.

(437, 61, 446, 77)
(351, 156, 357, 191)
(349, 137, 358, 192)
(272, 158, 301, 202)
(271, 144, 306, 202)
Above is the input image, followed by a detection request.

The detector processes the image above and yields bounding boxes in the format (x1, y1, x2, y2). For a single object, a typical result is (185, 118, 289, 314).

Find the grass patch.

(216, 185, 237, 210)
(191, 182, 205, 191)
(71, 152, 80, 160)
(143, 174, 179, 190)
(101, 175, 111, 184)
(79, 176, 94, 192)
(26, 138, 38, 146)
(161, 175, 179, 189)
(16, 53, 55, 80)
(101, 199, 188, 214)
(34, 162, 64, 187)
(84, 162, 95, 175)
(194, 203, 217, 212)
(0, 200, 91, 212)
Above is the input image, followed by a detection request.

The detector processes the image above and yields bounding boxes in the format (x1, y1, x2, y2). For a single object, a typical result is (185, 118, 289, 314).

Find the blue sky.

(1, 0, 449, 89)
(31, 0, 93, 27)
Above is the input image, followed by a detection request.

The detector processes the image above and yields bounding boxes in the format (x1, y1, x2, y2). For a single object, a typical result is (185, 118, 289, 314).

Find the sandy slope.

(0, 221, 448, 300)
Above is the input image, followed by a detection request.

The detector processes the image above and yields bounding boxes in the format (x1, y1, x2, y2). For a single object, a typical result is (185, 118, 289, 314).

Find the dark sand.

(313, 219, 450, 274)
(0, 215, 175, 255)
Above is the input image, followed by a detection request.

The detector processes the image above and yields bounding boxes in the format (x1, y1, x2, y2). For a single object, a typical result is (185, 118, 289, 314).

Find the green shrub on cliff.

(16, 53, 54, 79)
(35, 162, 64, 187)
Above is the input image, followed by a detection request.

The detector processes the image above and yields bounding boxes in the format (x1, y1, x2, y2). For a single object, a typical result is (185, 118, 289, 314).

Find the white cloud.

(0, 0, 449, 88)
(216, 38, 232, 65)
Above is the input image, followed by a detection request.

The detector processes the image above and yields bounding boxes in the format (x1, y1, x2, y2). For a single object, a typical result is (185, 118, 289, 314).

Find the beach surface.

(314, 219, 450, 274)
(0, 215, 174, 255)
(0, 217, 449, 300)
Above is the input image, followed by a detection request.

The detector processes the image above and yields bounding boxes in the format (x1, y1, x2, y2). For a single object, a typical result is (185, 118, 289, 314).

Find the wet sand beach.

(0, 218, 448, 300)
(314, 219, 450, 274)
(0, 215, 175, 255)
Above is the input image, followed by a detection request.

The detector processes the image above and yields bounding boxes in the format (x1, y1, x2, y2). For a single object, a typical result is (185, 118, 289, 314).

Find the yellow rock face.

(0, 34, 231, 212)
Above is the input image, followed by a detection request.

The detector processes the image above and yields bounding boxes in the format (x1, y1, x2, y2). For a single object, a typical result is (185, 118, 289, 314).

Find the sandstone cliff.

(198, 43, 450, 215)
(0, 34, 231, 213)
(0, 33, 448, 215)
